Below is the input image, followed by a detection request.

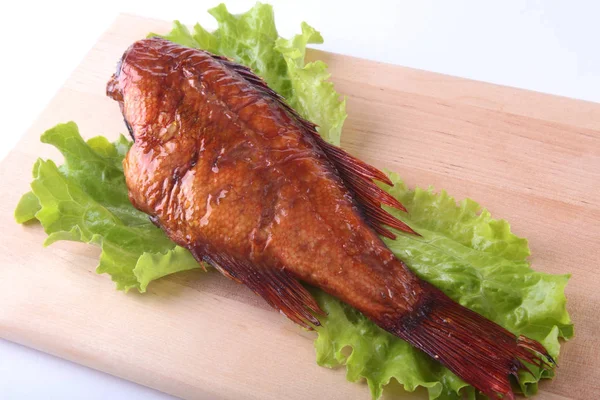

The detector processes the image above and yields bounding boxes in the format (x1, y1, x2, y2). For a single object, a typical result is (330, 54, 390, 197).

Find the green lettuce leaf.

(152, 2, 346, 145)
(16, 122, 198, 292)
(15, 3, 571, 399)
(14, 191, 40, 223)
(274, 22, 346, 146)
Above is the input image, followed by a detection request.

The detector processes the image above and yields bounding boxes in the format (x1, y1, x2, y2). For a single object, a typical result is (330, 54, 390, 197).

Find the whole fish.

(107, 38, 552, 399)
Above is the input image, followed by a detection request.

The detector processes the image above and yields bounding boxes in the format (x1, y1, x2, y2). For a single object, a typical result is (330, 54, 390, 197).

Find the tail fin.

(391, 282, 554, 399)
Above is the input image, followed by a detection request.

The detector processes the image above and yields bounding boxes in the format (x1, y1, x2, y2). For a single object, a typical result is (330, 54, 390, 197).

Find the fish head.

(106, 37, 184, 143)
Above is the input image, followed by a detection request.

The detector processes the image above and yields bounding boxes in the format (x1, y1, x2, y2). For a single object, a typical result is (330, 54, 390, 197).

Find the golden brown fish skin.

(108, 38, 423, 321)
(108, 38, 554, 399)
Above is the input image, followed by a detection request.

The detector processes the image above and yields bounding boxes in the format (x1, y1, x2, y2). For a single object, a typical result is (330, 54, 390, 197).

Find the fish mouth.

(106, 74, 123, 102)
(106, 56, 124, 102)
(106, 73, 134, 141)
(106, 55, 136, 141)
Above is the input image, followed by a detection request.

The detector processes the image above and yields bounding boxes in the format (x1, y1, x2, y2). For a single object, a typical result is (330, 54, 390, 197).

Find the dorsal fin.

(210, 52, 418, 238)
(309, 132, 418, 238)
(202, 251, 324, 329)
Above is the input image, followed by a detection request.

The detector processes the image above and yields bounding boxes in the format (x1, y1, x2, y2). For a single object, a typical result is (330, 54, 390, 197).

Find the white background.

(1, 0, 598, 398)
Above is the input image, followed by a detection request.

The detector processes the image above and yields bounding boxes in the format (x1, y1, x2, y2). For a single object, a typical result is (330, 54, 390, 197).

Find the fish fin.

(311, 133, 418, 237)
(205, 252, 324, 329)
(388, 281, 554, 399)
(215, 57, 286, 101)
(214, 55, 417, 237)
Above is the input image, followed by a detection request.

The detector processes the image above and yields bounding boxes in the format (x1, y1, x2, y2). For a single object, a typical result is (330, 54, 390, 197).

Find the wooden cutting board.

(1, 14, 599, 400)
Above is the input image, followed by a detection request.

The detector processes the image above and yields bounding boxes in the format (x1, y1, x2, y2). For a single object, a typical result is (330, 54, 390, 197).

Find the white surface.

(1, 0, 598, 398)
(0, 339, 174, 399)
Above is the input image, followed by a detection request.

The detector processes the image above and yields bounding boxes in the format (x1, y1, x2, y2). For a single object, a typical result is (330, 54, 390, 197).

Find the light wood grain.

(1, 13, 599, 400)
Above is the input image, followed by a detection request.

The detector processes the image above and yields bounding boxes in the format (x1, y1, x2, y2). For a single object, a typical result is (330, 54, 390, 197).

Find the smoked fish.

(107, 38, 552, 399)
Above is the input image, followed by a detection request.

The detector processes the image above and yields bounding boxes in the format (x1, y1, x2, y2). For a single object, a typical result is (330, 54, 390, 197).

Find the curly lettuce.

(15, 2, 572, 399)
(314, 175, 572, 399)
(14, 122, 199, 292)
(152, 2, 346, 145)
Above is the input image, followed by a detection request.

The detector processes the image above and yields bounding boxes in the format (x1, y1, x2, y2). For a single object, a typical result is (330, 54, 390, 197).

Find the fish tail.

(389, 282, 554, 399)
